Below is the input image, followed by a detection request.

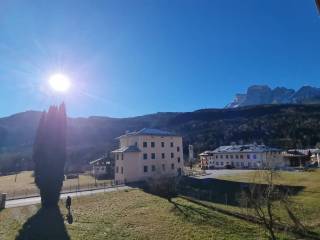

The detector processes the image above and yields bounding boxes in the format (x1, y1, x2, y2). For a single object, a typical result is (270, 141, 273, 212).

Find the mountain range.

(226, 85, 320, 108)
(1, 103, 320, 173)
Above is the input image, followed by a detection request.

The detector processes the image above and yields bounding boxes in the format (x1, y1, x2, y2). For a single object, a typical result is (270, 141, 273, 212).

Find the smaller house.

(282, 150, 311, 167)
(311, 149, 320, 166)
(199, 151, 214, 170)
(90, 156, 114, 179)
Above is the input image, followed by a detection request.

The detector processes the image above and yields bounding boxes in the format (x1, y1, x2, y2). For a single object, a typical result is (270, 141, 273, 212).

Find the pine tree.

(33, 103, 67, 208)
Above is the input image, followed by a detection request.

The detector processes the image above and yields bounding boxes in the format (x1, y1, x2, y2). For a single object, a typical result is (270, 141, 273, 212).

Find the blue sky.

(0, 0, 319, 118)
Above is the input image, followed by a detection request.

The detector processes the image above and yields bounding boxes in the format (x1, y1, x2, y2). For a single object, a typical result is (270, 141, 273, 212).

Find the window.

(162, 164, 166, 171)
(144, 166, 148, 173)
(116, 166, 119, 173)
(152, 165, 156, 172)
(220, 155, 223, 159)
(220, 162, 223, 165)
(143, 142, 147, 148)
(230, 155, 233, 159)
(240, 155, 243, 159)
(170, 142, 174, 147)
(240, 162, 244, 167)
(121, 154, 124, 160)
(177, 157, 181, 163)
(216, 155, 218, 159)
(236, 155, 239, 159)
(226, 155, 229, 159)
(177, 146, 180, 152)
(171, 163, 175, 170)
(171, 153, 174, 158)
(216, 162, 219, 165)
(161, 142, 165, 147)
(116, 154, 119, 160)
(151, 153, 155, 159)
(151, 142, 155, 148)
(161, 153, 165, 159)
(121, 167, 123, 174)
(247, 155, 250, 159)
(253, 154, 257, 159)
(143, 153, 148, 160)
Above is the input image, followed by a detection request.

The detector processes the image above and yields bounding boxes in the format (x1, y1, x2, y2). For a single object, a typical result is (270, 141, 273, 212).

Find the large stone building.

(199, 144, 283, 169)
(112, 128, 184, 184)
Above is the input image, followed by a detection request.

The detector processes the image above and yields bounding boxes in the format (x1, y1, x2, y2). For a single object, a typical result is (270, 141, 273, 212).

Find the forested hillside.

(1, 104, 320, 173)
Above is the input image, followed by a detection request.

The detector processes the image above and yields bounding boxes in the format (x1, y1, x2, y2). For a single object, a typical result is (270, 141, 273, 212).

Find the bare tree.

(244, 169, 279, 240)
(240, 168, 305, 240)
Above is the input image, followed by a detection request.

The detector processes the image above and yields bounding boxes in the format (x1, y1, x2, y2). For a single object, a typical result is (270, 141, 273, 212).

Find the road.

(5, 185, 131, 208)
(197, 169, 256, 179)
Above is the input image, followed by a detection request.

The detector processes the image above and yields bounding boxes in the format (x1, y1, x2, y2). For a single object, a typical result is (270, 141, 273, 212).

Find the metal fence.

(6, 180, 116, 200)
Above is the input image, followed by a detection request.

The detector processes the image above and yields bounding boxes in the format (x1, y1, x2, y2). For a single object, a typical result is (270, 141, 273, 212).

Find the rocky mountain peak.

(226, 85, 320, 108)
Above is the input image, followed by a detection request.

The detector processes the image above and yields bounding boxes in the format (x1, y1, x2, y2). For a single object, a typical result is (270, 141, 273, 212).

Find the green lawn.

(0, 189, 291, 240)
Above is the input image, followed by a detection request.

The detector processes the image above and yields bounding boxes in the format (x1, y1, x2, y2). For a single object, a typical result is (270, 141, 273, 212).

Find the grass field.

(0, 171, 112, 199)
(215, 169, 320, 231)
(1, 170, 319, 239)
(0, 189, 291, 240)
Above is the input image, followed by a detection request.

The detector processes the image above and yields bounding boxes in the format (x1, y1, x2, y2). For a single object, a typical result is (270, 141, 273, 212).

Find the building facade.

(90, 157, 114, 179)
(282, 149, 320, 167)
(112, 128, 184, 184)
(200, 144, 284, 169)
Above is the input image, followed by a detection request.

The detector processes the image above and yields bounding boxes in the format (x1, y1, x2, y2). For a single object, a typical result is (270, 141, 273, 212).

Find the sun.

(49, 73, 71, 92)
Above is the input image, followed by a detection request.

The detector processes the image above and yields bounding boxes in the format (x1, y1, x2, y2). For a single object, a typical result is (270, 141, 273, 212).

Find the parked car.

(225, 165, 235, 169)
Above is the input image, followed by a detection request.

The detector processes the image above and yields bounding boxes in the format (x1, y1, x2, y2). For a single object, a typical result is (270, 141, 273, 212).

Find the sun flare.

(49, 73, 71, 92)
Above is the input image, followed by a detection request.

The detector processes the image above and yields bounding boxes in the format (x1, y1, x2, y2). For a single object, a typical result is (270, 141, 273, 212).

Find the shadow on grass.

(15, 206, 70, 240)
(172, 201, 220, 223)
(170, 200, 259, 237)
(178, 177, 305, 206)
(176, 196, 320, 240)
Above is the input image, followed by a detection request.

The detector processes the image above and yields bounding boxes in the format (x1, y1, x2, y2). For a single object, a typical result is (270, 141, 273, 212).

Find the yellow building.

(112, 128, 184, 184)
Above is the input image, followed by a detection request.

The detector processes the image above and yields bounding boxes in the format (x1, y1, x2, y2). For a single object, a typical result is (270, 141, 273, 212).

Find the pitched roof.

(112, 145, 141, 153)
(283, 149, 310, 157)
(117, 128, 178, 138)
(89, 157, 111, 165)
(211, 144, 281, 153)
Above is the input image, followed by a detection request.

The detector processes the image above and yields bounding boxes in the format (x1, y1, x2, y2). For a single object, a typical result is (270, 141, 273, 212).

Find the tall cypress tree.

(33, 103, 67, 208)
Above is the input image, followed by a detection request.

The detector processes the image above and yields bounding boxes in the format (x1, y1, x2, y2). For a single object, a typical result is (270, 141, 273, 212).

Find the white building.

(200, 144, 284, 169)
(112, 128, 184, 184)
(89, 157, 112, 177)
